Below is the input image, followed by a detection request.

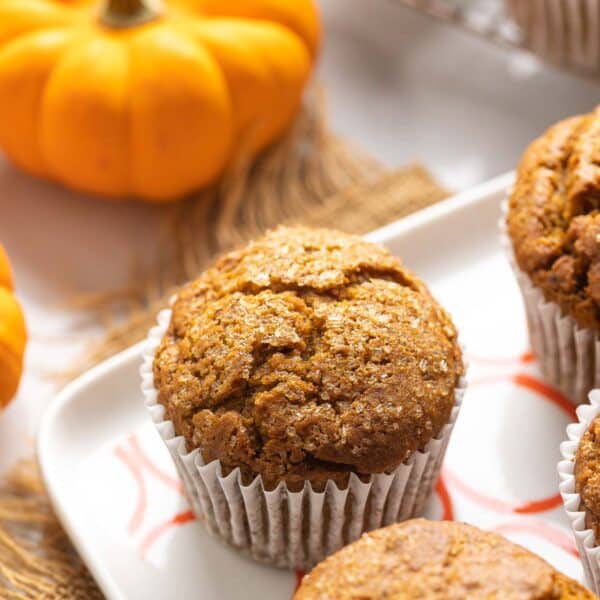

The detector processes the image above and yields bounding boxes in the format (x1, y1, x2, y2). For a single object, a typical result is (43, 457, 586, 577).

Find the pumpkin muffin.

(145, 226, 465, 569)
(559, 393, 600, 595)
(505, 106, 600, 403)
(294, 519, 594, 600)
(153, 225, 463, 490)
(575, 412, 600, 541)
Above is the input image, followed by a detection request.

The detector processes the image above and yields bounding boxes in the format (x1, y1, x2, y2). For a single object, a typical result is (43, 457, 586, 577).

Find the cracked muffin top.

(575, 413, 600, 540)
(293, 519, 595, 600)
(507, 107, 600, 332)
(153, 226, 463, 491)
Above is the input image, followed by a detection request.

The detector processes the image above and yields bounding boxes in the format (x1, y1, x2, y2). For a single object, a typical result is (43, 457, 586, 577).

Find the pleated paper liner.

(141, 307, 466, 571)
(558, 390, 600, 594)
(500, 200, 600, 405)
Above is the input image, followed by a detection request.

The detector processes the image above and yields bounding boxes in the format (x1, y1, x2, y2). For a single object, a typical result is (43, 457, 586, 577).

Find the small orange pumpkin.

(0, 245, 27, 408)
(0, 0, 320, 202)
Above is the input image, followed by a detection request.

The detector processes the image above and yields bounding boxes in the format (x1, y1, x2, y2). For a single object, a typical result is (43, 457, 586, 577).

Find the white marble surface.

(2, 0, 600, 472)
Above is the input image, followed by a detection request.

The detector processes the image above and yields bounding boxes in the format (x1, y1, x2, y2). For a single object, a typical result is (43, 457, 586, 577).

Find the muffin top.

(294, 519, 594, 600)
(153, 226, 463, 491)
(575, 412, 600, 539)
(507, 107, 600, 332)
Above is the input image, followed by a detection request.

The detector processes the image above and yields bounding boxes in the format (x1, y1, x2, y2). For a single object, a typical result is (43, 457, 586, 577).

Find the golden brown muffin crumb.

(153, 226, 463, 490)
(575, 414, 600, 539)
(294, 519, 594, 600)
(507, 107, 600, 333)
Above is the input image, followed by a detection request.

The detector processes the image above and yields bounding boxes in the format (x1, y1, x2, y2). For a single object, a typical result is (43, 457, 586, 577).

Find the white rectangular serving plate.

(38, 171, 586, 600)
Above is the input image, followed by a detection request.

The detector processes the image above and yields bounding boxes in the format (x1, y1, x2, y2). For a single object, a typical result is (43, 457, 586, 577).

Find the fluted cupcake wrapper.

(500, 200, 600, 405)
(506, 0, 600, 73)
(558, 390, 600, 594)
(140, 307, 466, 571)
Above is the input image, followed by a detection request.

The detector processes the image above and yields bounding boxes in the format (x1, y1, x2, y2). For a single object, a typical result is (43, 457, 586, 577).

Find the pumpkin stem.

(99, 0, 162, 28)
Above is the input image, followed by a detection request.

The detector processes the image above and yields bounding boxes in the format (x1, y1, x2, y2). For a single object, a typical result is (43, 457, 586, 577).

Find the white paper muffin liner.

(500, 200, 600, 405)
(506, 0, 600, 73)
(558, 390, 600, 594)
(140, 307, 466, 571)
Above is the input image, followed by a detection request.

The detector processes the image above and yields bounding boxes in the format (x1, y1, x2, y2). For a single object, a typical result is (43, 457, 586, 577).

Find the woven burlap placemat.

(0, 96, 449, 599)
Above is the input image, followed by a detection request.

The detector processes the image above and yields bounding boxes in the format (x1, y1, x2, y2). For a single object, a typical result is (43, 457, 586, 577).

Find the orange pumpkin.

(0, 0, 320, 201)
(0, 245, 26, 408)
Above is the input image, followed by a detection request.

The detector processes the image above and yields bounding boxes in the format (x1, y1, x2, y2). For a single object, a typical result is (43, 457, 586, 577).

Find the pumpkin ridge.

(0, 245, 26, 409)
(37, 29, 86, 177)
(99, 26, 135, 197)
(126, 22, 234, 199)
(0, 337, 22, 372)
(178, 18, 261, 152)
(0, 0, 76, 47)
(183, 17, 312, 156)
(240, 21, 311, 142)
(41, 31, 134, 197)
(0, 27, 80, 176)
(0, 293, 27, 357)
(0, 246, 14, 290)
(193, 0, 321, 58)
(0, 340, 22, 407)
